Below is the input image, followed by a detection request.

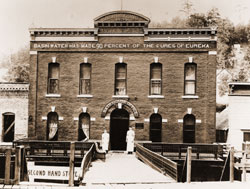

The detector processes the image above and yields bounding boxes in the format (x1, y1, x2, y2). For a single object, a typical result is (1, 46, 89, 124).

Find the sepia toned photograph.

(0, 0, 250, 188)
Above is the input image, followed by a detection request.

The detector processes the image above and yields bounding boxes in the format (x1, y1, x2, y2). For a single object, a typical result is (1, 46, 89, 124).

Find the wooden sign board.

(27, 162, 82, 182)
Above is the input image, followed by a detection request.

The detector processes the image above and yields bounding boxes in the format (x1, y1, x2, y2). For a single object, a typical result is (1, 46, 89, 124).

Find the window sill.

(148, 95, 165, 99)
(182, 95, 199, 99)
(45, 94, 61, 98)
(112, 95, 129, 98)
(77, 94, 93, 98)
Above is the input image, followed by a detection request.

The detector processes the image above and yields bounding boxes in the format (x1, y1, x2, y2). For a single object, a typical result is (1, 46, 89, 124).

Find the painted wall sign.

(27, 162, 81, 182)
(32, 42, 213, 50)
(101, 99, 139, 118)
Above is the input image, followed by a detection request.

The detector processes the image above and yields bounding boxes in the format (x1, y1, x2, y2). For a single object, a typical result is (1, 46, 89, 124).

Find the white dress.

(101, 132, 109, 151)
(126, 130, 135, 152)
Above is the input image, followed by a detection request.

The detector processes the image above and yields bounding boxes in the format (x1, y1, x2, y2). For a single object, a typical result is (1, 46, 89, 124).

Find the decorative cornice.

(144, 28, 217, 35)
(29, 28, 98, 37)
(0, 83, 29, 92)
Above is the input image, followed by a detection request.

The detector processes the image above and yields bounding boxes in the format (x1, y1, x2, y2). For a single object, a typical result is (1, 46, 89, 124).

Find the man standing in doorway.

(126, 127, 135, 154)
(102, 129, 109, 153)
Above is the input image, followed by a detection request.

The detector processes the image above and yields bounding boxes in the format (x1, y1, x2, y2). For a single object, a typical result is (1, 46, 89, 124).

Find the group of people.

(101, 127, 135, 154)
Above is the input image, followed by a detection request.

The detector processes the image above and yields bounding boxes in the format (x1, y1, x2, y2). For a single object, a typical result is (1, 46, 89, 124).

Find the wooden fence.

(136, 143, 178, 181)
(12, 140, 105, 186)
(142, 143, 224, 159)
(0, 146, 28, 185)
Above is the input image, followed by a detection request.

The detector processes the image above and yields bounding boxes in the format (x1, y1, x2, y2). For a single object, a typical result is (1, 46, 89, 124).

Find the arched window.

(115, 63, 127, 95)
(47, 112, 59, 141)
(48, 63, 60, 94)
(150, 63, 162, 95)
(2, 112, 15, 142)
(80, 63, 91, 94)
(184, 63, 197, 95)
(150, 113, 162, 142)
(183, 114, 196, 143)
(78, 113, 90, 141)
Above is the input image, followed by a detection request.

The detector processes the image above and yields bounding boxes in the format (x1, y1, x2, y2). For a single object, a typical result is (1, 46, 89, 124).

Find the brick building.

(0, 83, 29, 143)
(28, 11, 217, 150)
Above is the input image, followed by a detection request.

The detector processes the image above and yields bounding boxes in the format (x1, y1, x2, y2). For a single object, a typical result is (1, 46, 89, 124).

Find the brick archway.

(101, 99, 139, 119)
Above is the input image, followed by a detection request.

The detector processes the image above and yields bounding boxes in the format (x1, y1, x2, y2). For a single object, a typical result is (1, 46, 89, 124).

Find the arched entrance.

(78, 113, 90, 141)
(149, 113, 162, 142)
(183, 114, 196, 143)
(110, 109, 129, 150)
(46, 112, 59, 141)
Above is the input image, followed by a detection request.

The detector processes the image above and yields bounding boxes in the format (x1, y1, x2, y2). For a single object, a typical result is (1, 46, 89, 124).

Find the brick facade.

(0, 83, 29, 142)
(28, 11, 217, 144)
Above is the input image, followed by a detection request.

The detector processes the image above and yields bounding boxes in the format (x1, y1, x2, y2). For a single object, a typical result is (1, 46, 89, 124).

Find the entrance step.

(109, 150, 127, 153)
(83, 153, 176, 185)
(18, 181, 69, 187)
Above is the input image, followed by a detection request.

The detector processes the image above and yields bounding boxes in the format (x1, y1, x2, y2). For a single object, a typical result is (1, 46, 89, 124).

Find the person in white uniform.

(126, 127, 135, 154)
(101, 129, 109, 153)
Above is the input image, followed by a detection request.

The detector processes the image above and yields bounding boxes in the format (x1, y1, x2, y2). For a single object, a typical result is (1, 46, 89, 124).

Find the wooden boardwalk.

(82, 152, 176, 186)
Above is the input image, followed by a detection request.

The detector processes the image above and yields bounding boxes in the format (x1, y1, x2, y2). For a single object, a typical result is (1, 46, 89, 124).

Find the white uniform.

(102, 131, 109, 152)
(126, 129, 135, 153)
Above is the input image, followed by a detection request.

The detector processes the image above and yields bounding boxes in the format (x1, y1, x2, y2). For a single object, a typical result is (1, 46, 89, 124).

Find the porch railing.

(136, 143, 178, 181)
(143, 143, 224, 159)
(12, 140, 105, 186)
(79, 143, 95, 185)
(0, 146, 28, 185)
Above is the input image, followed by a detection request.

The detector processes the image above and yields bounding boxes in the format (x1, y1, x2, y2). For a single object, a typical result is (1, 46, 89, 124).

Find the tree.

(180, 0, 194, 18)
(186, 8, 220, 28)
(244, 46, 250, 62)
(150, 16, 187, 28)
(3, 45, 29, 82)
(187, 13, 208, 27)
(206, 8, 220, 27)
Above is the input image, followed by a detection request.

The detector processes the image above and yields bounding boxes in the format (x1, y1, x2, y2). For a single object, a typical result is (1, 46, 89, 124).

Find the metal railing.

(136, 143, 178, 181)
(143, 143, 224, 159)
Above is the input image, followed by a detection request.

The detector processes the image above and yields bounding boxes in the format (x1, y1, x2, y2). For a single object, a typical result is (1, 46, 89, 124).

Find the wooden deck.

(82, 152, 176, 186)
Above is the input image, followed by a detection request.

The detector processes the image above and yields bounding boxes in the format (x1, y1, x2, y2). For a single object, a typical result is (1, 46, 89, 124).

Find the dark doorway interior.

(3, 113, 15, 142)
(183, 114, 196, 143)
(110, 109, 129, 150)
(78, 113, 90, 141)
(47, 112, 59, 141)
(150, 113, 162, 142)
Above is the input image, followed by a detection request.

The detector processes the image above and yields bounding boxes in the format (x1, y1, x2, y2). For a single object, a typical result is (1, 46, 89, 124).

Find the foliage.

(218, 73, 232, 96)
(187, 13, 208, 27)
(3, 45, 29, 82)
(179, 0, 195, 18)
(150, 16, 187, 28)
(186, 8, 220, 28)
(244, 45, 250, 62)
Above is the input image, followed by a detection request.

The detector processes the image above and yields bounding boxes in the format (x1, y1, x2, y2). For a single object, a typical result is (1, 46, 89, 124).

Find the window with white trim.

(184, 63, 197, 95)
(48, 63, 60, 94)
(115, 63, 127, 95)
(243, 132, 250, 142)
(80, 63, 91, 94)
(150, 63, 162, 95)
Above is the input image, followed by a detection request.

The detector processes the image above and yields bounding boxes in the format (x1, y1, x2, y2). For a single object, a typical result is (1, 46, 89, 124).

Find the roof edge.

(94, 10, 150, 23)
